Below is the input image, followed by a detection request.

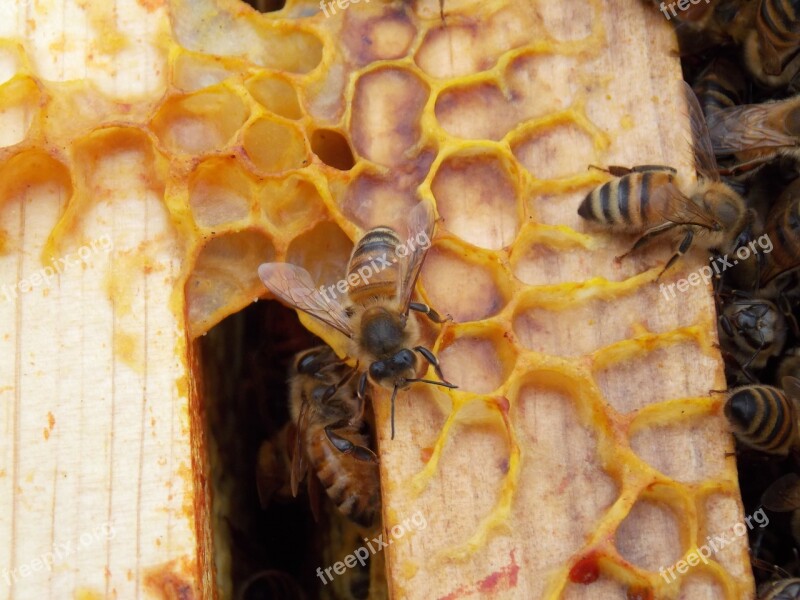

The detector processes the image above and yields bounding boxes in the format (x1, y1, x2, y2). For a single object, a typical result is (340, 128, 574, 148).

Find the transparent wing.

(651, 181, 719, 230)
(762, 473, 800, 512)
(289, 396, 311, 498)
(397, 198, 436, 315)
(683, 80, 720, 181)
(707, 102, 799, 155)
(258, 262, 353, 337)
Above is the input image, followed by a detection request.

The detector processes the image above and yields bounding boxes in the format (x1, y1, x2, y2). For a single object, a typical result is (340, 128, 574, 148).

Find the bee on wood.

(745, 0, 800, 87)
(724, 376, 800, 455)
(719, 297, 787, 379)
(759, 578, 800, 600)
(578, 82, 751, 276)
(287, 345, 380, 528)
(259, 198, 456, 439)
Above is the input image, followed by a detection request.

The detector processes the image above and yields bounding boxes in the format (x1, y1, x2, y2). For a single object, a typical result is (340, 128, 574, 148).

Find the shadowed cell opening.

(200, 299, 382, 599)
(242, 0, 287, 13)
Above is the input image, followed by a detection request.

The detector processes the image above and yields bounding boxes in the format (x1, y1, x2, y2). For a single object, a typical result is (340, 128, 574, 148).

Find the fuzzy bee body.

(719, 298, 787, 375)
(746, 0, 800, 85)
(287, 345, 380, 528)
(259, 198, 456, 440)
(578, 168, 677, 231)
(724, 377, 800, 455)
(346, 227, 402, 304)
(578, 84, 750, 274)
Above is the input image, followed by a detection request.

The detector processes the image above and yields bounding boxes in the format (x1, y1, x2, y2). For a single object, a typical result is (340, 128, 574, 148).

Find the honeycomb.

(0, 0, 755, 599)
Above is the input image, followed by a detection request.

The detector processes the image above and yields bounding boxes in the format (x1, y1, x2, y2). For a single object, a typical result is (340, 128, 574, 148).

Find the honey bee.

(718, 297, 787, 379)
(578, 82, 751, 275)
(288, 345, 380, 528)
(259, 198, 456, 439)
(759, 578, 800, 600)
(745, 0, 800, 87)
(724, 376, 800, 455)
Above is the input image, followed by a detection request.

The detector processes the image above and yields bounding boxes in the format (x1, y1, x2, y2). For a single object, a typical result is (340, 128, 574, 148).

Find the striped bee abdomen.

(314, 431, 380, 528)
(724, 384, 798, 455)
(346, 226, 403, 303)
(694, 58, 745, 115)
(578, 170, 675, 231)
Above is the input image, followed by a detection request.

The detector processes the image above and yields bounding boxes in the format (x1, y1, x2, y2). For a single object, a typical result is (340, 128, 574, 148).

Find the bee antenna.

(390, 384, 399, 440)
(404, 377, 458, 389)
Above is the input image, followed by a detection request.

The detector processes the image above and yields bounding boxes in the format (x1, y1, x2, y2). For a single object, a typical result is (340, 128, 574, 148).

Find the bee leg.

(657, 229, 694, 280)
(409, 301, 451, 323)
(719, 347, 758, 383)
(413, 345, 452, 383)
(348, 372, 368, 428)
(629, 164, 678, 174)
(588, 164, 632, 176)
(320, 364, 359, 403)
(616, 222, 678, 263)
(324, 422, 378, 463)
(390, 384, 399, 440)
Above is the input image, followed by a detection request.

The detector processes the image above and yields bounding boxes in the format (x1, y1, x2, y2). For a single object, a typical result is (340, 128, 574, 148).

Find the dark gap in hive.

(311, 129, 356, 171)
(201, 299, 384, 599)
(242, 0, 287, 13)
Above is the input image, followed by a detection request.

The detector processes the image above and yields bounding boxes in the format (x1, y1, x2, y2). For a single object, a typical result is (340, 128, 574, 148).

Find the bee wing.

(762, 473, 800, 511)
(397, 198, 436, 314)
(651, 181, 719, 230)
(683, 81, 721, 181)
(258, 262, 353, 338)
(707, 102, 799, 155)
(289, 394, 311, 498)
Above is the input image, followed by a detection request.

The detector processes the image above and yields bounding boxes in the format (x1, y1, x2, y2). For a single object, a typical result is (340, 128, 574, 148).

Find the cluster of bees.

(244, 1, 800, 597)
(594, 1, 800, 597)
(244, 200, 453, 598)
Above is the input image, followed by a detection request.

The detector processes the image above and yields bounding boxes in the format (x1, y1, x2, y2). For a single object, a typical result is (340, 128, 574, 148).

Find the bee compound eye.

(297, 353, 319, 374)
(369, 360, 388, 380)
(394, 348, 416, 369)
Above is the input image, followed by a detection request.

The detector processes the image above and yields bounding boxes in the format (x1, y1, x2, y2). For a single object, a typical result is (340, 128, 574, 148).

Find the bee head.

(368, 348, 417, 388)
